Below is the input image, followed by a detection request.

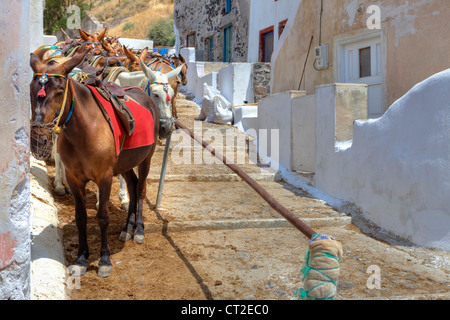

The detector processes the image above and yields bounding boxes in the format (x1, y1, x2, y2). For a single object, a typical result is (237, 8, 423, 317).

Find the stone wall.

(252, 63, 271, 103)
(174, 0, 250, 62)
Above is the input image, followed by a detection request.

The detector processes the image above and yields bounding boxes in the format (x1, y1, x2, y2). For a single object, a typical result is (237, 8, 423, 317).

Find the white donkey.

(113, 59, 184, 139)
(97, 60, 183, 210)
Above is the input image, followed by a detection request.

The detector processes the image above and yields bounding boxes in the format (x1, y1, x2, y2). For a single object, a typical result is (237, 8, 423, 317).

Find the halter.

(145, 80, 171, 102)
(128, 60, 140, 71)
(144, 80, 174, 126)
(147, 59, 181, 80)
(34, 73, 66, 97)
(83, 42, 101, 49)
(33, 73, 75, 134)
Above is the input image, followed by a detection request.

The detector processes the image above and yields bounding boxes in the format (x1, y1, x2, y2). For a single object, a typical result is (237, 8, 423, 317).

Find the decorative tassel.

(38, 86, 46, 97)
(166, 93, 171, 101)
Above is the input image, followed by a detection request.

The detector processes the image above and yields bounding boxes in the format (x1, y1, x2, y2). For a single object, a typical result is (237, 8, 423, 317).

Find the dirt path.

(48, 93, 450, 300)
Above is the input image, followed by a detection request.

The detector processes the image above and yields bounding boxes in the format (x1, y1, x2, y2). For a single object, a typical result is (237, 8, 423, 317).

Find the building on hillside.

(174, 0, 251, 62)
(247, 0, 301, 63)
(174, 0, 301, 63)
(272, 0, 450, 118)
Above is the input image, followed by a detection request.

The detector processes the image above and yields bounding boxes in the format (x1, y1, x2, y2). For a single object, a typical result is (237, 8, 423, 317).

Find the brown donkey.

(29, 51, 172, 277)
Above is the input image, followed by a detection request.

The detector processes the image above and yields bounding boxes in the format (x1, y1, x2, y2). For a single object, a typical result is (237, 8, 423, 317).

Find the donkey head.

(124, 46, 148, 72)
(139, 58, 184, 139)
(29, 50, 88, 124)
(29, 50, 88, 159)
(79, 27, 108, 55)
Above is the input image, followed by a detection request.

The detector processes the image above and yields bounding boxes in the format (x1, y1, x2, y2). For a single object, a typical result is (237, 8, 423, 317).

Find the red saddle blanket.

(88, 85, 154, 156)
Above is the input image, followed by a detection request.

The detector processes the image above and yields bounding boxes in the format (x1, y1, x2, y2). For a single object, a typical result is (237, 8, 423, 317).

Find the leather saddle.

(94, 80, 135, 136)
(80, 65, 135, 136)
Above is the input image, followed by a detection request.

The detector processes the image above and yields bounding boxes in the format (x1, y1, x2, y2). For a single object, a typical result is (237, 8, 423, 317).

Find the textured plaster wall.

(272, 0, 450, 111)
(315, 69, 450, 250)
(247, 0, 301, 62)
(0, 0, 32, 299)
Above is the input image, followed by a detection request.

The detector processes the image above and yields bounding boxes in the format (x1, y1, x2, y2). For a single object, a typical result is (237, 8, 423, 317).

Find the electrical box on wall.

(315, 44, 329, 69)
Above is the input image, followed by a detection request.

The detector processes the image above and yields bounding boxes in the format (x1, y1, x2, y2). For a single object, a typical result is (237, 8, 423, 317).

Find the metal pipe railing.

(172, 120, 317, 240)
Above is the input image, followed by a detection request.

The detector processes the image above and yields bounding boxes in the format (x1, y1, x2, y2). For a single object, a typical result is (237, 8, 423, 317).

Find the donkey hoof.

(98, 265, 112, 278)
(133, 234, 145, 244)
(121, 202, 129, 211)
(119, 231, 133, 242)
(55, 186, 66, 196)
(69, 264, 87, 277)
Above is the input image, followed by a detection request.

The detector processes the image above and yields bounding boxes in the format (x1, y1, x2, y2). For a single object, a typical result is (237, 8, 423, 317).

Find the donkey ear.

(123, 45, 131, 57)
(98, 27, 108, 41)
(139, 58, 157, 83)
(78, 29, 90, 41)
(140, 47, 149, 61)
(165, 64, 184, 81)
(61, 50, 89, 74)
(30, 53, 43, 72)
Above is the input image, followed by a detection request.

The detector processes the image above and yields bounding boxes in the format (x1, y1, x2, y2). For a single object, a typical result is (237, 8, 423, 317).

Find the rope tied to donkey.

(296, 233, 343, 300)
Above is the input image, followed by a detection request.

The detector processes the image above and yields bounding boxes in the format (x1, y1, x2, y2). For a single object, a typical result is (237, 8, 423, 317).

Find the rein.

(33, 73, 75, 134)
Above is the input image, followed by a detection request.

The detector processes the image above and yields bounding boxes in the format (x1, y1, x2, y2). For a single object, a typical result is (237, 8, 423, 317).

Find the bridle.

(32, 73, 75, 134)
(127, 60, 140, 71)
(144, 80, 172, 102)
(144, 80, 175, 126)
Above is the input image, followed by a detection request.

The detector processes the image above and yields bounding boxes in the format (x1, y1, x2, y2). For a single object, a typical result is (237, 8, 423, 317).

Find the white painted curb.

(30, 156, 69, 300)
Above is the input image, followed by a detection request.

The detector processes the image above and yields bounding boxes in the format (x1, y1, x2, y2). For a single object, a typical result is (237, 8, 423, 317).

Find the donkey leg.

(134, 158, 151, 244)
(97, 176, 129, 210)
(66, 175, 89, 276)
(171, 96, 178, 119)
(118, 175, 129, 211)
(53, 149, 66, 196)
(96, 174, 113, 277)
(119, 170, 138, 242)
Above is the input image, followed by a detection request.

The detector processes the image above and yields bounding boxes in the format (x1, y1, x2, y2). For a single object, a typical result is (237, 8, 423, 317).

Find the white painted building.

(247, 0, 301, 62)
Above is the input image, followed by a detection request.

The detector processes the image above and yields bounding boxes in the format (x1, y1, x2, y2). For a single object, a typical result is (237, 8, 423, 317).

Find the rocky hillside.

(88, 0, 174, 39)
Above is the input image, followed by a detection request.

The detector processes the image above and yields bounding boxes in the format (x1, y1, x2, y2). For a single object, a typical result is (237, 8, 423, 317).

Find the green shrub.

(122, 21, 135, 31)
(147, 17, 175, 47)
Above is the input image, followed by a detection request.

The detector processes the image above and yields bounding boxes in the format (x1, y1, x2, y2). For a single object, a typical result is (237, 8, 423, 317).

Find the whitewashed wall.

(291, 94, 316, 172)
(314, 70, 450, 251)
(30, 0, 57, 51)
(180, 48, 254, 107)
(255, 69, 450, 251)
(180, 48, 218, 101)
(248, 0, 301, 63)
(218, 63, 254, 106)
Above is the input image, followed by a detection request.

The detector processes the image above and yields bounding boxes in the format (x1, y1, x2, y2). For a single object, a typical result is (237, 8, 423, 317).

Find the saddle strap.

(90, 89, 114, 135)
(95, 87, 135, 136)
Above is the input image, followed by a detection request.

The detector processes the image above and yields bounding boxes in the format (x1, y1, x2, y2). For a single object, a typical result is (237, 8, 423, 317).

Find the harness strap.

(145, 80, 171, 101)
(34, 73, 74, 133)
(53, 78, 75, 134)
